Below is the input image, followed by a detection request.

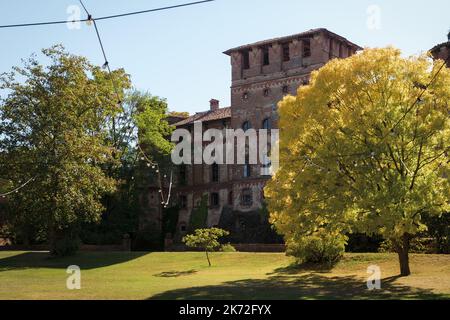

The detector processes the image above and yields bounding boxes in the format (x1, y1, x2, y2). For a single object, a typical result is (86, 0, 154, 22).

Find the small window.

(242, 50, 250, 70)
(241, 188, 253, 207)
(243, 164, 251, 178)
(212, 163, 219, 182)
(263, 88, 270, 97)
(228, 191, 233, 205)
(303, 39, 311, 58)
(242, 92, 249, 101)
(261, 155, 272, 176)
(180, 224, 187, 232)
(262, 118, 271, 130)
(211, 193, 219, 207)
(179, 165, 187, 185)
(262, 46, 270, 66)
(282, 43, 290, 62)
(179, 195, 187, 209)
(242, 121, 251, 131)
(282, 85, 289, 94)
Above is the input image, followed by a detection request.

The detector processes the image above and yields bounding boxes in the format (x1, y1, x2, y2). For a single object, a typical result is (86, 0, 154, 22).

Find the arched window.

(211, 192, 219, 207)
(241, 188, 253, 207)
(262, 118, 271, 130)
(242, 121, 251, 131)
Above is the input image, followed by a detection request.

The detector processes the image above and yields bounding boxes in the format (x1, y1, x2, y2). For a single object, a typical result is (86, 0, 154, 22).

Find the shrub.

(132, 223, 163, 251)
(286, 231, 346, 265)
(378, 237, 433, 254)
(183, 228, 229, 266)
(220, 243, 236, 252)
(50, 230, 80, 256)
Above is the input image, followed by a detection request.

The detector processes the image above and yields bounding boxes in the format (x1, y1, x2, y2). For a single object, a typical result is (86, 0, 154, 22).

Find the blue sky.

(0, 0, 448, 114)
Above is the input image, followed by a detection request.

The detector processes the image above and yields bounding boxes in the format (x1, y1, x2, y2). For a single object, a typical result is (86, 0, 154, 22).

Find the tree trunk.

(205, 250, 211, 267)
(394, 234, 411, 276)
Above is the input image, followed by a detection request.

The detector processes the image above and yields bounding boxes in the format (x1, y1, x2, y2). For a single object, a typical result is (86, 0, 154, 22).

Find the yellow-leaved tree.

(265, 47, 450, 276)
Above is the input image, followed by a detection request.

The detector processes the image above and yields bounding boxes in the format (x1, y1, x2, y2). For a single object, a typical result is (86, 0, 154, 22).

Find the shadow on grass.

(269, 261, 336, 275)
(148, 272, 448, 300)
(154, 270, 198, 278)
(0, 251, 149, 272)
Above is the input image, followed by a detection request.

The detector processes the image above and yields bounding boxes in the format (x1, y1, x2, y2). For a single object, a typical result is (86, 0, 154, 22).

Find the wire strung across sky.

(0, 0, 212, 200)
(0, 0, 447, 198)
(0, 0, 215, 29)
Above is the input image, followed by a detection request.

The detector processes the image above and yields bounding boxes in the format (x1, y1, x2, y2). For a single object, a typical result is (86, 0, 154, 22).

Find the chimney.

(209, 99, 220, 111)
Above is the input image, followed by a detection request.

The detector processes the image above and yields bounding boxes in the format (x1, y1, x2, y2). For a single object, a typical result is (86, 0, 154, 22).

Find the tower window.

(282, 43, 290, 61)
(282, 85, 289, 94)
(262, 118, 271, 130)
(262, 46, 270, 66)
(263, 88, 270, 97)
(243, 164, 251, 178)
(179, 195, 187, 209)
(303, 39, 311, 58)
(242, 50, 250, 70)
(211, 193, 219, 207)
(212, 163, 219, 182)
(242, 121, 251, 132)
(242, 92, 249, 100)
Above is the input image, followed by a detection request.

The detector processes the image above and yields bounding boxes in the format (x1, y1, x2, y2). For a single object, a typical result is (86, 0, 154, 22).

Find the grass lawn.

(0, 251, 449, 300)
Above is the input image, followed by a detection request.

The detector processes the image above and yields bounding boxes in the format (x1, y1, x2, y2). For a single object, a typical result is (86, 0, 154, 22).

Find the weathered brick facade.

(160, 28, 363, 241)
(143, 28, 362, 241)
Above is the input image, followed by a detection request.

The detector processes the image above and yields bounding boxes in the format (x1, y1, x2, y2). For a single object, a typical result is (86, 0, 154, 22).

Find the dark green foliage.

(162, 205, 180, 237)
(189, 194, 208, 232)
(50, 227, 80, 257)
(219, 204, 283, 244)
(132, 223, 163, 251)
(423, 212, 450, 254)
(287, 232, 346, 265)
(346, 233, 383, 253)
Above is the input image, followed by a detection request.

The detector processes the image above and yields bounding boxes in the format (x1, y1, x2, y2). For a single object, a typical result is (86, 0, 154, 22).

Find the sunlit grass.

(0, 251, 448, 299)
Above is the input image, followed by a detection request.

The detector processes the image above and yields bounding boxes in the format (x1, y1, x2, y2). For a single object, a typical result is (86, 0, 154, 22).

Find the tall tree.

(0, 45, 131, 254)
(266, 48, 450, 276)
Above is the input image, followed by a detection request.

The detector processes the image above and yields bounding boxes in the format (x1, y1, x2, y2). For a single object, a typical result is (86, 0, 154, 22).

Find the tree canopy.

(0, 45, 131, 253)
(265, 47, 450, 276)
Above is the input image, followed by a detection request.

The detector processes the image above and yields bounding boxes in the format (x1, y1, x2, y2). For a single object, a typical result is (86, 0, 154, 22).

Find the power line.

(0, 0, 215, 29)
(74, 0, 174, 207)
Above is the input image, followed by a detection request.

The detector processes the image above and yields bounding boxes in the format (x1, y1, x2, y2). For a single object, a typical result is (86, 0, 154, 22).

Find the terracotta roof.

(223, 28, 363, 55)
(173, 107, 231, 127)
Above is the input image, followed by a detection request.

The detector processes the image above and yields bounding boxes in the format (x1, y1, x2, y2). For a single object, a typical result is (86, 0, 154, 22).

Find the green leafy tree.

(81, 90, 174, 247)
(182, 228, 229, 266)
(0, 45, 131, 255)
(266, 48, 450, 276)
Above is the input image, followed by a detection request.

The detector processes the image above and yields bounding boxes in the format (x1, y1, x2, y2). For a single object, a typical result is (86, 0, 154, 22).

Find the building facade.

(430, 32, 450, 67)
(160, 28, 363, 241)
(142, 28, 362, 242)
